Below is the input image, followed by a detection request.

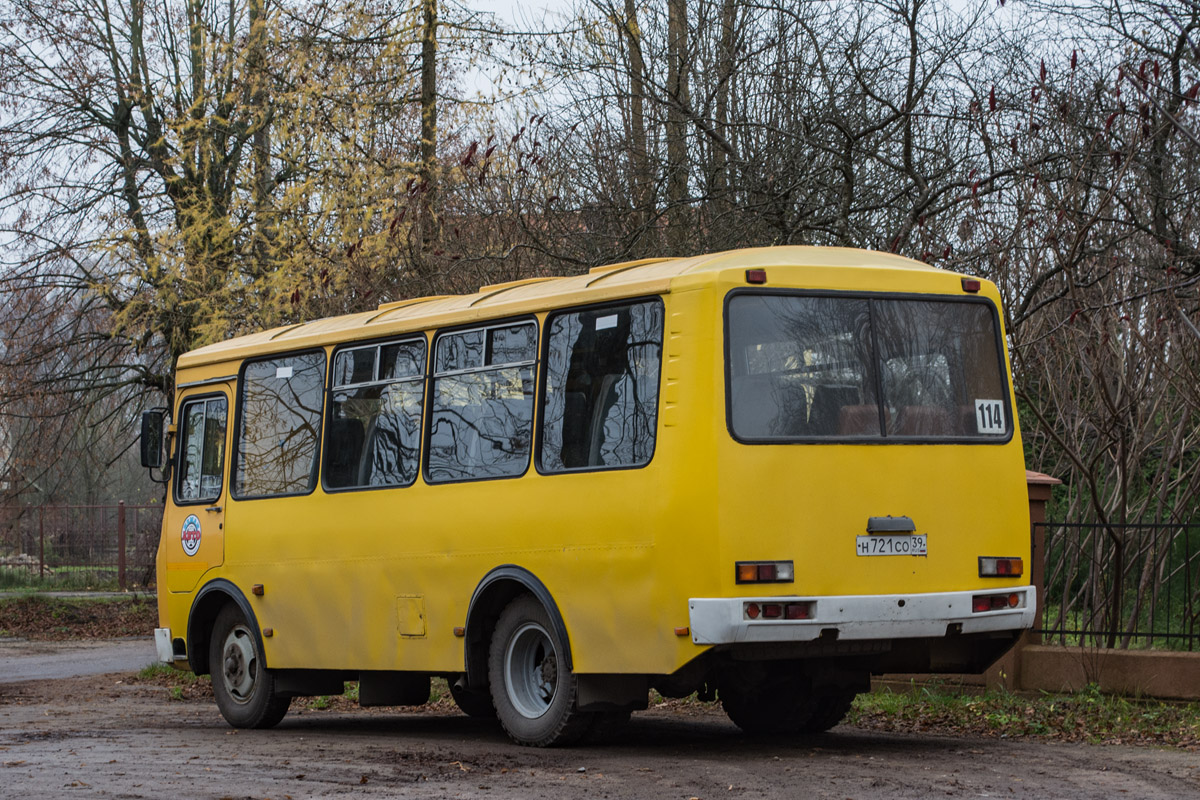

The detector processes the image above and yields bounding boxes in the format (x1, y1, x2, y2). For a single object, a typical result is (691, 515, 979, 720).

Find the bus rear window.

(726, 293, 1010, 441)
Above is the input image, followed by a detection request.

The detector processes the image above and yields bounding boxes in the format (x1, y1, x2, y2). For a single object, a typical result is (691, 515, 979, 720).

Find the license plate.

(856, 534, 927, 557)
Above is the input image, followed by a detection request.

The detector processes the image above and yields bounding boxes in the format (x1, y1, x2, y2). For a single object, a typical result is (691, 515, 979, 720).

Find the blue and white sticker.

(181, 514, 202, 557)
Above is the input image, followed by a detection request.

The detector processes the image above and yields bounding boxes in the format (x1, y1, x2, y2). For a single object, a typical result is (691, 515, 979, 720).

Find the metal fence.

(0, 503, 162, 590)
(1034, 522, 1200, 650)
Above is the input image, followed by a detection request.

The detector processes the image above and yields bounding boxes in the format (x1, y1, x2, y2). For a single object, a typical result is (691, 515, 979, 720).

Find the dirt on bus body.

(1, 670, 1197, 799)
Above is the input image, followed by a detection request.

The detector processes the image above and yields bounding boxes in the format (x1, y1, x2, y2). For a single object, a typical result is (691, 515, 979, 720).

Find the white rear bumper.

(688, 587, 1035, 645)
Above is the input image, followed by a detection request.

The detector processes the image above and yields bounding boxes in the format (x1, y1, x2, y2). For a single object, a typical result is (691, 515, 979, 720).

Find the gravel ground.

(0, 640, 1197, 799)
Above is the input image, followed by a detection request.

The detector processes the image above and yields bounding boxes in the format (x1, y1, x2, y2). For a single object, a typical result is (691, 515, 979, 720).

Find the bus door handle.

(205, 506, 223, 513)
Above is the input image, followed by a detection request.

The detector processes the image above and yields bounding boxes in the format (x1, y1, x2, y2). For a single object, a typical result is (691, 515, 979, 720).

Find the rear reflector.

(972, 592, 1023, 613)
(961, 277, 981, 292)
(979, 556, 1023, 578)
(743, 600, 815, 621)
(735, 560, 794, 584)
(746, 269, 767, 284)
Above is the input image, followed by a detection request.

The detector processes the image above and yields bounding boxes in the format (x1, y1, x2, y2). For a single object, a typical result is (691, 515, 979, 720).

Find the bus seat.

(732, 375, 808, 437)
(325, 418, 364, 487)
(838, 405, 884, 435)
(895, 406, 953, 436)
(588, 374, 622, 464)
(732, 375, 777, 437)
(561, 391, 589, 467)
(809, 385, 859, 436)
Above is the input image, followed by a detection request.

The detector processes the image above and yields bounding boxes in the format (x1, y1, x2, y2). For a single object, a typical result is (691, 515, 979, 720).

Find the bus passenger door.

(164, 387, 230, 594)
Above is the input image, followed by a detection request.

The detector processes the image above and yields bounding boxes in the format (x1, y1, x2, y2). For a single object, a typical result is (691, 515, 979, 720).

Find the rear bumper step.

(688, 587, 1035, 645)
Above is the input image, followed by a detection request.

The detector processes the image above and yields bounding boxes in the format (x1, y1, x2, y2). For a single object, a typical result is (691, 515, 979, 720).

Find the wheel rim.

(220, 624, 258, 704)
(503, 621, 557, 719)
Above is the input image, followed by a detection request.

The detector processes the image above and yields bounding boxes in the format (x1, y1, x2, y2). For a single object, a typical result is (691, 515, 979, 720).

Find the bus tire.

(209, 604, 291, 729)
(450, 676, 496, 718)
(488, 595, 591, 746)
(799, 687, 857, 733)
(720, 670, 812, 735)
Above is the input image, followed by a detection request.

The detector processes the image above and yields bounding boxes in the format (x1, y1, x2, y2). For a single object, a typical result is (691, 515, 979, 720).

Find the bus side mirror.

(140, 409, 167, 469)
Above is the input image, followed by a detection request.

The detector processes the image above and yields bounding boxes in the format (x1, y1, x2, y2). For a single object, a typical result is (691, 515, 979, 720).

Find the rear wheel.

(488, 595, 592, 746)
(721, 668, 858, 735)
(799, 687, 857, 733)
(209, 604, 291, 729)
(721, 673, 811, 735)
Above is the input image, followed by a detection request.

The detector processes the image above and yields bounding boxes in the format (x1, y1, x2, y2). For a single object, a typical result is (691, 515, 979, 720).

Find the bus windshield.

(727, 293, 1011, 441)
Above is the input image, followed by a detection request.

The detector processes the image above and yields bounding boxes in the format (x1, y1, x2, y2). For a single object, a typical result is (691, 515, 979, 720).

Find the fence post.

(1026, 470, 1061, 645)
(38, 505, 44, 579)
(117, 501, 126, 591)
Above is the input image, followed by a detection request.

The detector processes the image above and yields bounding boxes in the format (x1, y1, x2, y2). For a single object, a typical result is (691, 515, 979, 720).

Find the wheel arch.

(463, 565, 572, 689)
(187, 579, 263, 676)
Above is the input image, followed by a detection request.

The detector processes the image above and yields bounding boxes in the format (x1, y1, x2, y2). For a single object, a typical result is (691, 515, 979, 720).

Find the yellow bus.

(142, 246, 1033, 746)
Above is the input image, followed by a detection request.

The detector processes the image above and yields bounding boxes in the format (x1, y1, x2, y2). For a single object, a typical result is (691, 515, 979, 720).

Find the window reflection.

(235, 352, 325, 496)
(727, 295, 1008, 440)
(540, 301, 663, 471)
(427, 322, 536, 482)
(325, 339, 426, 489)
(178, 396, 227, 502)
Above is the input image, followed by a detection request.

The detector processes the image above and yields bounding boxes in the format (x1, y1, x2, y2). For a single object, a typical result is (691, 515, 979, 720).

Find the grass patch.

(0, 594, 157, 640)
(848, 683, 1200, 749)
(129, 660, 210, 701)
(0, 565, 152, 592)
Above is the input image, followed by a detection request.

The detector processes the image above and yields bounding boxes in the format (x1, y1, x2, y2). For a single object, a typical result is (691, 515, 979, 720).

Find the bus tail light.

(743, 601, 813, 620)
(961, 277, 981, 292)
(979, 557, 1023, 577)
(972, 593, 1022, 613)
(735, 561, 794, 584)
(746, 269, 767, 284)
(785, 602, 813, 620)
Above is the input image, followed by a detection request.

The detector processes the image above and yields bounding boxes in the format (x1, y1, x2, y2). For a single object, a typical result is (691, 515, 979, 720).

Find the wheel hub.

(220, 626, 257, 703)
(504, 622, 558, 719)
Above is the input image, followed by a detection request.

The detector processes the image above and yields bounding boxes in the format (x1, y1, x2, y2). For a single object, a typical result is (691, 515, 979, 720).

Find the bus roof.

(177, 246, 949, 369)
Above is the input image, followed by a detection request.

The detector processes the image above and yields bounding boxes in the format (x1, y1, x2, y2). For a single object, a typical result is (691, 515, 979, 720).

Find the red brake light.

(746, 269, 767, 285)
(785, 602, 812, 620)
(972, 593, 1024, 613)
(961, 277, 981, 292)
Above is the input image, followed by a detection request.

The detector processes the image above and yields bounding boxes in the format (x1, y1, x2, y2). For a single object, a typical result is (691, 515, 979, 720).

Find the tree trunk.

(665, 0, 690, 254)
(248, 0, 273, 280)
(419, 0, 441, 253)
(622, 0, 652, 250)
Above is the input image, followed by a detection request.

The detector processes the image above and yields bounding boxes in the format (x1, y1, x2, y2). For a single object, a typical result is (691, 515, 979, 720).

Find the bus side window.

(540, 300, 664, 472)
(177, 396, 227, 503)
(324, 339, 426, 490)
(427, 322, 537, 483)
(234, 351, 326, 498)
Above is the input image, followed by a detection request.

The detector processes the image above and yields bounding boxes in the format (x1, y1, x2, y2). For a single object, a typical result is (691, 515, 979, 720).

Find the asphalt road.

(0, 637, 155, 683)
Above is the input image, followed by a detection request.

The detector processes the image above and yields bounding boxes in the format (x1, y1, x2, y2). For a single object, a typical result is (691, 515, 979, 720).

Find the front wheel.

(488, 595, 592, 746)
(209, 604, 291, 729)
